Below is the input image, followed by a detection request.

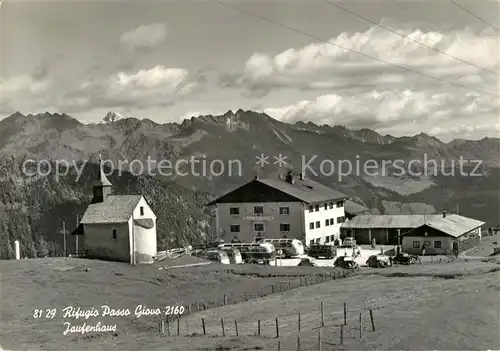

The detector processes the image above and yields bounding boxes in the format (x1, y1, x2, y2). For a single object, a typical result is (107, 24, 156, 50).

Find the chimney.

(285, 170, 295, 184)
(254, 175, 259, 180)
(442, 210, 446, 218)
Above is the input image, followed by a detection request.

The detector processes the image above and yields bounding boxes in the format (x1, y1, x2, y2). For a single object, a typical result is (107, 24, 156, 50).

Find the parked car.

(393, 252, 418, 265)
(297, 258, 317, 267)
(366, 254, 392, 268)
(342, 237, 356, 248)
(334, 256, 359, 269)
(307, 244, 336, 259)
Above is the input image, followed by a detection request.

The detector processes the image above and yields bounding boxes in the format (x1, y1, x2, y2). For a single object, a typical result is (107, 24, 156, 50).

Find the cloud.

(59, 65, 202, 112)
(0, 75, 52, 113)
(120, 23, 167, 51)
(223, 26, 499, 97)
(261, 89, 499, 139)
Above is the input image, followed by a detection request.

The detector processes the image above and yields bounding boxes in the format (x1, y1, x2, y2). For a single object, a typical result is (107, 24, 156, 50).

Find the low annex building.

(73, 158, 157, 264)
(400, 212, 484, 255)
(340, 211, 484, 249)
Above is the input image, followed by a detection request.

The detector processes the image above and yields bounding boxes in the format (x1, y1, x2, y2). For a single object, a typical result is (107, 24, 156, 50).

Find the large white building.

(207, 171, 349, 246)
(74, 159, 157, 264)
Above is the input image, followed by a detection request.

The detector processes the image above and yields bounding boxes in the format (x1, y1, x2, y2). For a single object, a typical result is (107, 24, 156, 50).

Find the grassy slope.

(0, 258, 347, 351)
(0, 258, 499, 350)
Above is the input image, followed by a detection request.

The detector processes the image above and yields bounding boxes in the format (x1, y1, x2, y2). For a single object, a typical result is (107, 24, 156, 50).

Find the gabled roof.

(402, 214, 485, 238)
(208, 173, 348, 205)
(341, 214, 444, 229)
(81, 195, 142, 224)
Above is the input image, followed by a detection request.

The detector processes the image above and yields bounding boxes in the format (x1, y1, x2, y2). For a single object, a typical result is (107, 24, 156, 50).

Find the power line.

(213, 0, 499, 97)
(322, 0, 497, 76)
(449, 0, 500, 32)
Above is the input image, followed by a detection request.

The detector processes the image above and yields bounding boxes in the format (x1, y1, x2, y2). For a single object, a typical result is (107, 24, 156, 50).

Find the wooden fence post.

(244, 292, 248, 301)
(202, 318, 206, 335)
(185, 318, 189, 335)
(188, 305, 192, 315)
(343, 303, 347, 325)
(221, 317, 225, 337)
(340, 325, 344, 345)
(278, 340, 281, 351)
(177, 316, 180, 336)
(167, 316, 170, 336)
(369, 309, 375, 331)
(318, 328, 322, 351)
(258, 320, 261, 336)
(275, 318, 279, 338)
(160, 320, 165, 335)
(320, 301, 324, 326)
(297, 335, 300, 351)
(359, 312, 362, 338)
(235, 320, 239, 336)
(224, 294, 227, 305)
(272, 285, 275, 293)
(298, 313, 301, 331)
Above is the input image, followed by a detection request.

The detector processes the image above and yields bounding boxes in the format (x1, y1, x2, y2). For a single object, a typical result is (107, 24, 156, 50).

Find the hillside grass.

(1, 257, 499, 350)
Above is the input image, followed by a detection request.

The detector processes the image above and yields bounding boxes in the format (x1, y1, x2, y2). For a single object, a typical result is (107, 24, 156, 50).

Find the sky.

(1, 0, 499, 141)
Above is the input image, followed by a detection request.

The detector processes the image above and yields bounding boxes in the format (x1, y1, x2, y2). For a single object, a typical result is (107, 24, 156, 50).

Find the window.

(139, 207, 144, 216)
(325, 236, 330, 243)
(330, 218, 335, 225)
(279, 207, 290, 215)
(413, 241, 420, 248)
(325, 219, 329, 226)
(329, 202, 333, 209)
(230, 225, 240, 233)
(315, 238, 320, 244)
(254, 206, 264, 215)
(280, 223, 290, 232)
(254, 223, 265, 232)
(309, 205, 313, 213)
(309, 222, 314, 230)
(324, 203, 327, 210)
(315, 221, 320, 228)
(310, 239, 315, 245)
(230, 207, 239, 215)
(112, 229, 117, 239)
(434, 240, 442, 249)
(314, 204, 319, 212)
(330, 235, 335, 242)
(336, 201, 343, 208)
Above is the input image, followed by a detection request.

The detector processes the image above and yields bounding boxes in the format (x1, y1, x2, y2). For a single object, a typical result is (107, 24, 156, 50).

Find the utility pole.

(76, 214, 79, 253)
(62, 221, 67, 257)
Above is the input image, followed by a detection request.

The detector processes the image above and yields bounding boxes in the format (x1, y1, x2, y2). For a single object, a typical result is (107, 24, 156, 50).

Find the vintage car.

(393, 252, 418, 265)
(334, 256, 359, 269)
(366, 254, 392, 268)
(297, 258, 317, 267)
(307, 244, 337, 259)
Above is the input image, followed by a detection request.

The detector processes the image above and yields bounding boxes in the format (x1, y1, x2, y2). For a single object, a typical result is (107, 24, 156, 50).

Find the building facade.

(76, 159, 157, 264)
(207, 171, 348, 246)
(401, 213, 484, 255)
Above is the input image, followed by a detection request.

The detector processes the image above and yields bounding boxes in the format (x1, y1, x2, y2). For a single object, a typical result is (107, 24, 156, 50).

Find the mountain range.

(0, 110, 498, 256)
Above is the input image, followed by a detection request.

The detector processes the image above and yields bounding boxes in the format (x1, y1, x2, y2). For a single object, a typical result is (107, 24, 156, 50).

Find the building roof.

(208, 172, 348, 205)
(80, 195, 142, 224)
(134, 218, 155, 229)
(344, 201, 370, 215)
(257, 177, 348, 203)
(341, 214, 444, 229)
(403, 214, 485, 238)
